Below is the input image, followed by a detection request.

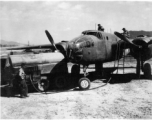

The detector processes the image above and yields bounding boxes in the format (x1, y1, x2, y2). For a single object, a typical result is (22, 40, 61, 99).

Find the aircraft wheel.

(37, 79, 50, 92)
(78, 77, 90, 90)
(143, 63, 152, 79)
(54, 75, 67, 89)
(136, 61, 141, 78)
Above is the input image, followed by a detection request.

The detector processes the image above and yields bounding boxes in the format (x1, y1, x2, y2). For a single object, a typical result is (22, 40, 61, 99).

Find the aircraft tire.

(143, 63, 152, 79)
(136, 61, 141, 79)
(78, 77, 90, 90)
(54, 75, 67, 90)
(37, 79, 50, 92)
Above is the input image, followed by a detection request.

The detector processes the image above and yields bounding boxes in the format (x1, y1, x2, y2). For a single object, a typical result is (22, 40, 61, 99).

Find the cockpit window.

(83, 32, 102, 39)
(99, 33, 103, 39)
(76, 40, 94, 49)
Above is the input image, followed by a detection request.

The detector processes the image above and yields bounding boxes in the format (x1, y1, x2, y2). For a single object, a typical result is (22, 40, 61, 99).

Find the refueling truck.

(1, 52, 69, 93)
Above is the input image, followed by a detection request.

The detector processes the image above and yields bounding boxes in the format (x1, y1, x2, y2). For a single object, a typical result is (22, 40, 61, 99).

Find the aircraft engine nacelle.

(131, 38, 152, 61)
(56, 41, 68, 57)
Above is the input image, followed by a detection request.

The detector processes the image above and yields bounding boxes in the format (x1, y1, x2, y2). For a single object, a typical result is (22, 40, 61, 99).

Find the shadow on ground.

(1, 71, 151, 97)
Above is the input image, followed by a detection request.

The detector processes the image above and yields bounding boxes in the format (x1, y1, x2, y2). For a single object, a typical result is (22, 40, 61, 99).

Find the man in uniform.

(98, 24, 104, 31)
(19, 63, 29, 98)
(122, 28, 130, 38)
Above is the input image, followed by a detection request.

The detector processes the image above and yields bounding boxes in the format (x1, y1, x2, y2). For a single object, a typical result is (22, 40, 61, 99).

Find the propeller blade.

(114, 32, 141, 49)
(45, 30, 57, 50)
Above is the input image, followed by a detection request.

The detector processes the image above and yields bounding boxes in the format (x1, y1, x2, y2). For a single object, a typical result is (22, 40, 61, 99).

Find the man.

(122, 28, 130, 38)
(18, 63, 29, 98)
(98, 24, 104, 31)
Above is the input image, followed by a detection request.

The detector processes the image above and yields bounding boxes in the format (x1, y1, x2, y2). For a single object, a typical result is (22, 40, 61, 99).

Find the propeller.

(114, 31, 147, 78)
(114, 32, 141, 49)
(45, 30, 57, 50)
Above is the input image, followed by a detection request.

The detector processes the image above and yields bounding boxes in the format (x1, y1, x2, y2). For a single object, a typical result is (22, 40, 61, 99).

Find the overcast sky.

(0, 0, 152, 45)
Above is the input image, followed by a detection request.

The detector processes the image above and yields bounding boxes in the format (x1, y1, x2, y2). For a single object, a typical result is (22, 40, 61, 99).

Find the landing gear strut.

(78, 65, 91, 90)
(136, 58, 143, 79)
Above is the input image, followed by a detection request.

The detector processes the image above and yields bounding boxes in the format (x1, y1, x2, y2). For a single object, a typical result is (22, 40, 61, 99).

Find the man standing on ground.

(19, 63, 29, 98)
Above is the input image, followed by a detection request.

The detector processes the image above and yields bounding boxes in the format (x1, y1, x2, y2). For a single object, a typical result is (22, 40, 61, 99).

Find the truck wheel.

(37, 79, 50, 92)
(143, 63, 151, 79)
(78, 77, 90, 90)
(54, 75, 67, 89)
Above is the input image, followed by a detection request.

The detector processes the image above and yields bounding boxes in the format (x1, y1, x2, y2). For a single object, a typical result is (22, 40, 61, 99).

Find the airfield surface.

(1, 58, 152, 119)
(1, 79, 152, 119)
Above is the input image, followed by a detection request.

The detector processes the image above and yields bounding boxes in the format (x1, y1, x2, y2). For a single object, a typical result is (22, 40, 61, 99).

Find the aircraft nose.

(67, 42, 83, 62)
(67, 36, 94, 62)
(68, 42, 74, 50)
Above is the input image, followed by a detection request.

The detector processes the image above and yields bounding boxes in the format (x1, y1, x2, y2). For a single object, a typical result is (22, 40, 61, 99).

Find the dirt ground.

(1, 77, 152, 119)
(1, 58, 152, 119)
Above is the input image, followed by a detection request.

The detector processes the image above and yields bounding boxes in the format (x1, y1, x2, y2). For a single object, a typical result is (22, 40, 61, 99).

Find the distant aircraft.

(7, 29, 152, 90)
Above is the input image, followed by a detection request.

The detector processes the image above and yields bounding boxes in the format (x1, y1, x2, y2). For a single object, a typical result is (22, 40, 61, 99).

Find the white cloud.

(64, 27, 71, 31)
(1, 1, 152, 44)
(73, 4, 83, 10)
(57, 2, 71, 9)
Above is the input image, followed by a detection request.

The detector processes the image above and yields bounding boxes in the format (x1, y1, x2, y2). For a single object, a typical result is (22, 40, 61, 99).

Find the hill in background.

(129, 30, 152, 38)
(1, 30, 152, 47)
(0, 40, 26, 47)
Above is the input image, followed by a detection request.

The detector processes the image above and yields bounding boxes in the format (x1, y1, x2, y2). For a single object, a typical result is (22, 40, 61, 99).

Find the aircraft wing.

(7, 44, 55, 50)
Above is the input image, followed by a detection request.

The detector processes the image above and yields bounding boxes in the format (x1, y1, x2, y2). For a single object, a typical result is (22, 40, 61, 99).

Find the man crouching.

(19, 63, 29, 98)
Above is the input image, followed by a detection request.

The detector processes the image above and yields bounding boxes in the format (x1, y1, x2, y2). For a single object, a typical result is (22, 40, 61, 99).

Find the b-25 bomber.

(6, 29, 152, 91)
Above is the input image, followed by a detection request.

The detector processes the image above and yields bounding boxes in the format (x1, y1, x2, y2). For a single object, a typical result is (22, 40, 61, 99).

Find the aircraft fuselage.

(67, 30, 125, 65)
